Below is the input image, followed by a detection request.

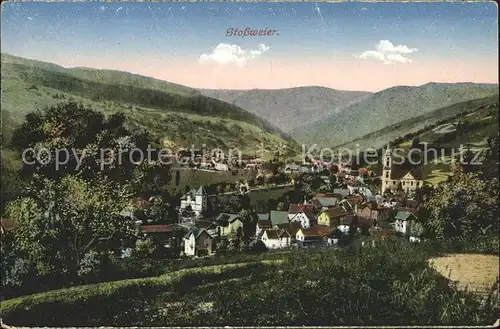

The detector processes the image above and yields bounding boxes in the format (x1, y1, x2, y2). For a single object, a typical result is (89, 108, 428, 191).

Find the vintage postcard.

(1, 0, 498, 327)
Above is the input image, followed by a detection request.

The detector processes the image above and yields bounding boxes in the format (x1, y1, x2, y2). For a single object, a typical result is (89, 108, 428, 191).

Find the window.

(385, 172, 389, 178)
(411, 181, 414, 186)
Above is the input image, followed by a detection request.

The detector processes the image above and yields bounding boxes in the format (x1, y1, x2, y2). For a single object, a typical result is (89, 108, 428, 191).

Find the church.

(381, 148, 424, 194)
(180, 186, 207, 216)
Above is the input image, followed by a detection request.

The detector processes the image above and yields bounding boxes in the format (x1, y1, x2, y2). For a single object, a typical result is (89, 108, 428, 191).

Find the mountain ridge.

(291, 82, 498, 148)
(0, 53, 298, 153)
(199, 86, 372, 132)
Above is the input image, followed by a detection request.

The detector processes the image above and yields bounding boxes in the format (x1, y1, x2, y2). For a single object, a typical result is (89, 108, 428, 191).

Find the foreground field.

(429, 254, 499, 296)
(2, 242, 498, 327)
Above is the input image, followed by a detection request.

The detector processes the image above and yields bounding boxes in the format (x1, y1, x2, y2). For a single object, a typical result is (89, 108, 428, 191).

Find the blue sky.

(1, 2, 498, 91)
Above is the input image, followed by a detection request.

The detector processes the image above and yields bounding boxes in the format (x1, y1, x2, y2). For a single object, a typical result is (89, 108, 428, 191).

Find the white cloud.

(199, 43, 270, 66)
(376, 40, 417, 54)
(386, 53, 413, 64)
(356, 40, 418, 64)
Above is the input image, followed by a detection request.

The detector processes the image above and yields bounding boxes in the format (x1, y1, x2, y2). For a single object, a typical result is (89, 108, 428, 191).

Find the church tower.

(195, 186, 207, 214)
(381, 146, 392, 194)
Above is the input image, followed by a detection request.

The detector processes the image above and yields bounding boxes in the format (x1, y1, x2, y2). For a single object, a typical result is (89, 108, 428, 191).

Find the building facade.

(381, 148, 424, 194)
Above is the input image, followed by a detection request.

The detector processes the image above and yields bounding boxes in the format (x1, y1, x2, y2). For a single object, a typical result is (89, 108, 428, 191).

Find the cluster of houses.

(135, 181, 423, 257)
(127, 148, 427, 258)
(175, 150, 263, 172)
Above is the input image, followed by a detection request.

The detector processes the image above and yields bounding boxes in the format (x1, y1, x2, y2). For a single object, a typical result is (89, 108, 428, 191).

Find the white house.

(180, 186, 207, 216)
(394, 211, 417, 235)
(183, 228, 216, 257)
(337, 216, 354, 234)
(288, 204, 316, 228)
(295, 225, 330, 245)
(261, 229, 291, 249)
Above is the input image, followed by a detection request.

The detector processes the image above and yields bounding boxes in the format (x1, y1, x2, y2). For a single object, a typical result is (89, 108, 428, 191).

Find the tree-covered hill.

(1, 53, 298, 153)
(291, 82, 499, 148)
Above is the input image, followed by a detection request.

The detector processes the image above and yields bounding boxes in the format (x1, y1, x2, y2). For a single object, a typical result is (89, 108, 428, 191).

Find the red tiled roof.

(323, 207, 348, 218)
(263, 229, 281, 239)
(257, 219, 273, 229)
(141, 225, 174, 233)
(346, 195, 364, 205)
(302, 209, 317, 221)
(288, 204, 315, 214)
(276, 221, 302, 236)
(298, 225, 331, 237)
(339, 215, 356, 226)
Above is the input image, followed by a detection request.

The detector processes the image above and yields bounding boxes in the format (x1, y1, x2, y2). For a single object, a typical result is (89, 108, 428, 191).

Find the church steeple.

(383, 145, 392, 169)
(381, 144, 392, 194)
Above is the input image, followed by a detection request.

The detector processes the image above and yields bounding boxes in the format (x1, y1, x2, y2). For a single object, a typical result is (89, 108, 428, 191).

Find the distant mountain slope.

(2, 53, 200, 97)
(291, 82, 499, 148)
(199, 86, 372, 132)
(334, 94, 499, 151)
(1, 53, 297, 153)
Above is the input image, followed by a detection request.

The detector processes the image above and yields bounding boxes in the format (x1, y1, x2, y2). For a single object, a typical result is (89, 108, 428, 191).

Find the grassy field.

(429, 254, 499, 296)
(2, 242, 498, 326)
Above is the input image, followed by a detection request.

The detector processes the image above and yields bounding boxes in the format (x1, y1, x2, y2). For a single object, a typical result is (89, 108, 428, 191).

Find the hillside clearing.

(429, 254, 499, 296)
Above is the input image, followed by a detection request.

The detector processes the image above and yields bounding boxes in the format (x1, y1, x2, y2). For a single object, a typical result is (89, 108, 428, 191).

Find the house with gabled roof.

(338, 215, 356, 233)
(180, 186, 207, 216)
(270, 210, 289, 225)
(356, 201, 390, 223)
(261, 228, 292, 249)
(183, 227, 217, 257)
(317, 207, 348, 227)
(325, 228, 344, 246)
(215, 213, 243, 236)
(256, 218, 273, 237)
(139, 224, 186, 250)
(310, 195, 339, 211)
(394, 211, 418, 236)
(275, 221, 302, 240)
(295, 225, 330, 246)
(288, 204, 317, 228)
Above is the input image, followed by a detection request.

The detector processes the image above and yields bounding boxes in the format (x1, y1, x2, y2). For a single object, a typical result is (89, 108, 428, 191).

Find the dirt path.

(429, 253, 499, 295)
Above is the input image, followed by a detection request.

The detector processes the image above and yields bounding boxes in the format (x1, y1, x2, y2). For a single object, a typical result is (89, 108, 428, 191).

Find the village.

(133, 148, 425, 258)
